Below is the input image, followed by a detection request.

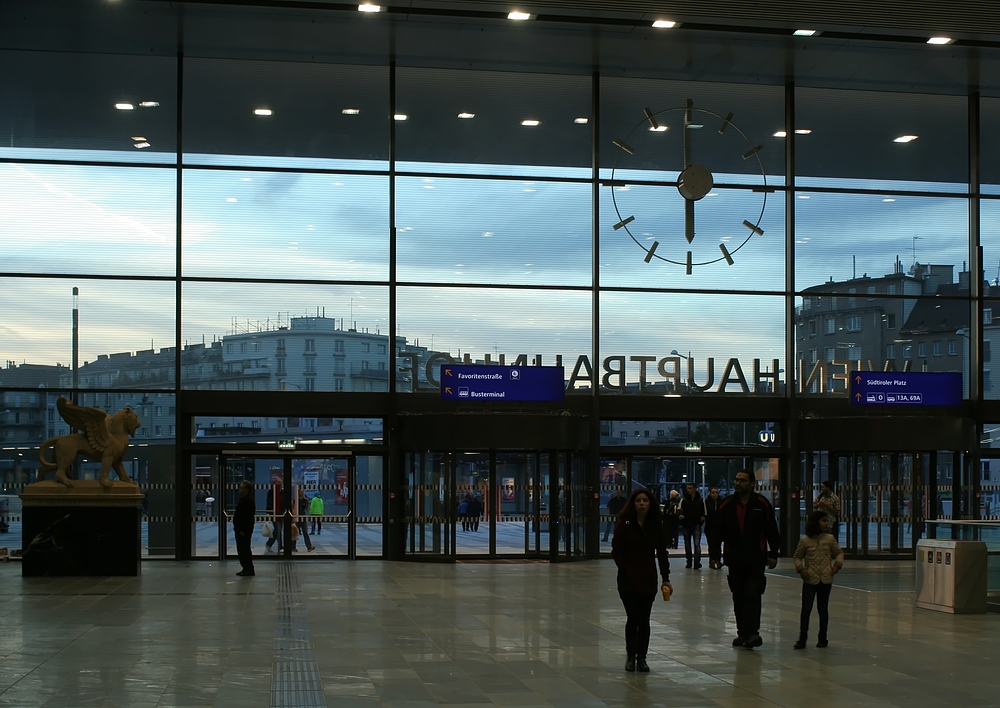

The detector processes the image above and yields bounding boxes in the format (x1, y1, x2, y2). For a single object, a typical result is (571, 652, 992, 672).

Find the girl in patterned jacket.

(792, 510, 844, 649)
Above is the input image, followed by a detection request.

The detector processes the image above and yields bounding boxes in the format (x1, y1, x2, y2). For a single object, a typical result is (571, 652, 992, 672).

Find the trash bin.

(916, 539, 988, 614)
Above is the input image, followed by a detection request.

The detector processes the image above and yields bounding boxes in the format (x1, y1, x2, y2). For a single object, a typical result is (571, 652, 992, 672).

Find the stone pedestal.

(20, 481, 144, 577)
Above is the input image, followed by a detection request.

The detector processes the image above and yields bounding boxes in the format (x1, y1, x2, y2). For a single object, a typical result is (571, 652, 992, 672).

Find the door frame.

(209, 450, 372, 560)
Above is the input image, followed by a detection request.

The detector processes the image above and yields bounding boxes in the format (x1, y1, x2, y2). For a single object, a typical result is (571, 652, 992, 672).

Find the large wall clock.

(609, 100, 769, 274)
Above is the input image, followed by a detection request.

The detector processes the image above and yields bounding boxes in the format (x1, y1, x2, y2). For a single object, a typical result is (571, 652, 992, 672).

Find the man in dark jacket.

(719, 469, 780, 649)
(233, 480, 255, 576)
(603, 489, 626, 542)
(704, 487, 724, 570)
(678, 483, 707, 569)
(265, 479, 283, 553)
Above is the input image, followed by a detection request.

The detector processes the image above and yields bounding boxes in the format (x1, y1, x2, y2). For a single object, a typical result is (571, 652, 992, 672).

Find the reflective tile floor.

(1, 558, 998, 708)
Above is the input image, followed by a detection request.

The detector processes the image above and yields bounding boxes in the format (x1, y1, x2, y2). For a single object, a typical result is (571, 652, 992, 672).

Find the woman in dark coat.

(612, 488, 672, 673)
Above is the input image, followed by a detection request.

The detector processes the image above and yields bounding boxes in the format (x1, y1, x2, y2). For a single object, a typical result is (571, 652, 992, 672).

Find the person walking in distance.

(705, 487, 724, 570)
(296, 487, 316, 552)
(309, 491, 324, 535)
(793, 510, 844, 649)
(663, 489, 681, 549)
(679, 483, 707, 569)
(814, 480, 841, 542)
(719, 469, 781, 649)
(233, 480, 255, 576)
(469, 493, 484, 532)
(265, 478, 283, 553)
(612, 488, 672, 673)
(603, 489, 626, 542)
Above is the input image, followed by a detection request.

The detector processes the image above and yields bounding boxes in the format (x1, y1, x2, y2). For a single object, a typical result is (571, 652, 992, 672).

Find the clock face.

(609, 102, 769, 274)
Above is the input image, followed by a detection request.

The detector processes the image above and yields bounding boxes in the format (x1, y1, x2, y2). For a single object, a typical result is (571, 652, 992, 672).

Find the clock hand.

(685, 199, 695, 244)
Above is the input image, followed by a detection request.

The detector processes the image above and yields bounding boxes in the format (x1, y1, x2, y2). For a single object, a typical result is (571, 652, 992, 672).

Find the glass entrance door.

(803, 450, 950, 558)
(598, 455, 779, 554)
(202, 452, 383, 560)
(403, 450, 583, 560)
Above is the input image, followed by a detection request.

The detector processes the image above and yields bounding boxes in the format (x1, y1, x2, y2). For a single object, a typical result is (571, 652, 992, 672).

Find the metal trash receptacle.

(916, 539, 988, 614)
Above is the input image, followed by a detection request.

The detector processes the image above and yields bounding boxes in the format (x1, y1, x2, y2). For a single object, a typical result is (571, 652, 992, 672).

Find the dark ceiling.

(0, 0, 999, 184)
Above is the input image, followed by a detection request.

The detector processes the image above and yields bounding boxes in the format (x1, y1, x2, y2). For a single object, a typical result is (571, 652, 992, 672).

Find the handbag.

(291, 525, 300, 540)
(262, 521, 273, 538)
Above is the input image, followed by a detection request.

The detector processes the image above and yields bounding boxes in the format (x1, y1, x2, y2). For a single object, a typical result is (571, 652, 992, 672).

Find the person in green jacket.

(309, 492, 324, 535)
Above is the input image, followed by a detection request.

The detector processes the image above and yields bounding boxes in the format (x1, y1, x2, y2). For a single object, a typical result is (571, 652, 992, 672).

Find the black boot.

(625, 655, 636, 672)
(816, 634, 828, 648)
(636, 657, 650, 672)
(794, 636, 806, 650)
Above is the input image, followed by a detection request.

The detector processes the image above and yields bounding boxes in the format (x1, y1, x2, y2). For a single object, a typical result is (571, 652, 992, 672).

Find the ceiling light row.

(357, 4, 680, 27)
(114, 102, 159, 110)
(772, 129, 813, 137)
(794, 29, 953, 44)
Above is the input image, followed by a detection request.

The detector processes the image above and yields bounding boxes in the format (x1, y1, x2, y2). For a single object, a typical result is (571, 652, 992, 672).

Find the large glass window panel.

(598, 292, 785, 395)
(396, 177, 591, 287)
(0, 50, 176, 164)
(794, 192, 969, 292)
(0, 277, 176, 389)
(1, 163, 176, 277)
(796, 88, 967, 192)
(980, 98, 1000, 195)
(181, 282, 388, 392)
(184, 59, 387, 170)
(396, 67, 590, 178)
(600, 420, 780, 448)
(182, 169, 388, 281)
(979, 199, 1000, 398)
(599, 186, 784, 291)
(795, 295, 970, 398)
(601, 78, 785, 185)
(396, 286, 591, 392)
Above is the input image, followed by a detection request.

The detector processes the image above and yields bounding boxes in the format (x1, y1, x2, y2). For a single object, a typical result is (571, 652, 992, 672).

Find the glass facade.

(2, 0, 999, 561)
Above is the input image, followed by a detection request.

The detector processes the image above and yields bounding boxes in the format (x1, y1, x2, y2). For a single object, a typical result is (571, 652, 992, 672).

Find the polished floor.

(0, 558, 997, 708)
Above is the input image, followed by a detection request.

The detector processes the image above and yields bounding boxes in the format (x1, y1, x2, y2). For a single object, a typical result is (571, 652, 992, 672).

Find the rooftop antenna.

(912, 235, 921, 266)
(852, 255, 856, 280)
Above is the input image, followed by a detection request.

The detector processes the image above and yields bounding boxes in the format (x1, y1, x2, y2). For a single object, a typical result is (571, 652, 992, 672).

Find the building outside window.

(933, 341, 942, 357)
(948, 340, 958, 356)
(825, 318, 835, 334)
(918, 342, 927, 357)
(335, 340, 344, 353)
(886, 344, 895, 359)
(847, 315, 862, 332)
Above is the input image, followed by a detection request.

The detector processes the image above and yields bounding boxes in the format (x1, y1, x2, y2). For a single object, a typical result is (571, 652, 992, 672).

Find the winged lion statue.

(38, 397, 141, 488)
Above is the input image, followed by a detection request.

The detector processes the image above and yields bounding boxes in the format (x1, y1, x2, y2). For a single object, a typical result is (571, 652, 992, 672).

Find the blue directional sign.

(850, 371, 962, 406)
(441, 365, 565, 402)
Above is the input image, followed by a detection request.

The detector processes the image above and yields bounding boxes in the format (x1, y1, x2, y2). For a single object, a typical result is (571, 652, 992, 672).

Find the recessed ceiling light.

(521, 119, 540, 126)
(133, 142, 150, 149)
(254, 108, 273, 116)
(131, 136, 146, 141)
(649, 125, 668, 132)
(883, 198, 897, 202)
(342, 108, 360, 115)
(798, 194, 810, 199)
(574, 117, 589, 124)
(139, 101, 159, 108)
(508, 11, 532, 20)
(394, 114, 408, 121)
(773, 131, 787, 137)
(358, 3, 381, 12)
(458, 112, 475, 119)
(793, 29, 817, 36)
(652, 20, 677, 28)
(794, 129, 812, 134)
(226, 197, 238, 202)
(115, 103, 134, 110)
(927, 36, 953, 45)
(894, 134, 918, 143)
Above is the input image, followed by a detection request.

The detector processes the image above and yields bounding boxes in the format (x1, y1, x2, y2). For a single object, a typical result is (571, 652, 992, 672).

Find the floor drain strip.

(271, 562, 326, 708)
